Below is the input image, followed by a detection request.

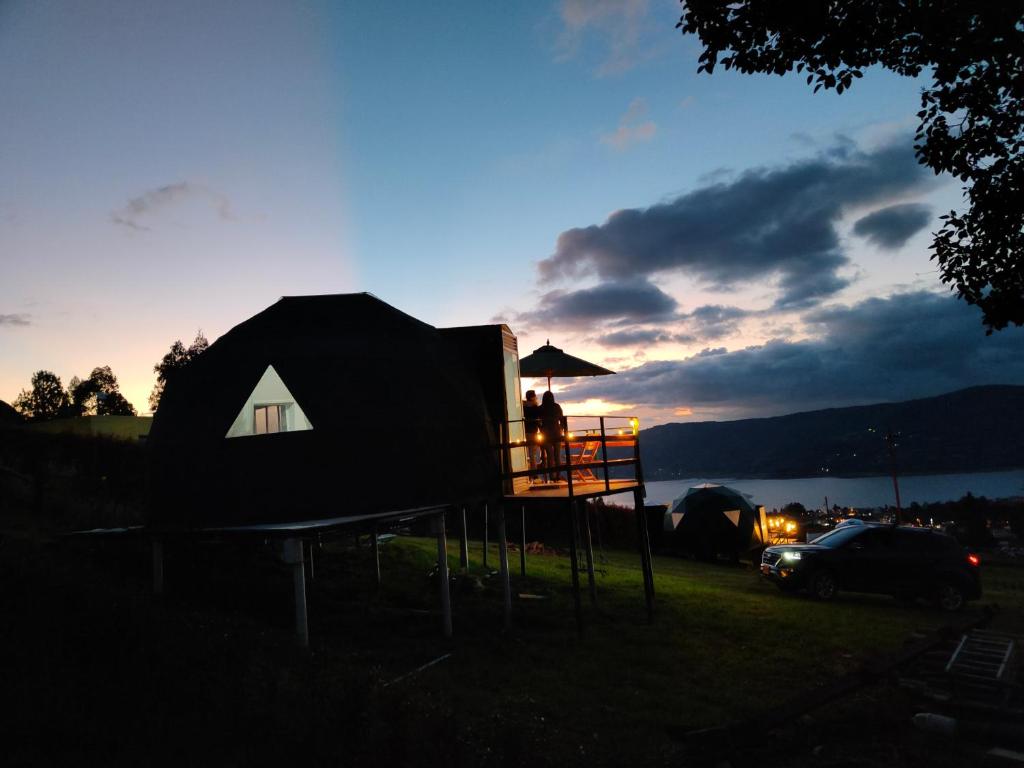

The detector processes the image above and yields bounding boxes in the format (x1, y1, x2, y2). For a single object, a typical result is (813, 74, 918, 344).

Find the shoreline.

(647, 466, 1024, 483)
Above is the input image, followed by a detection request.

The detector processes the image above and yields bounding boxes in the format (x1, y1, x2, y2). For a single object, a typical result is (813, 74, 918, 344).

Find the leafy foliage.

(12, 370, 69, 421)
(781, 501, 808, 517)
(70, 366, 137, 417)
(678, 2, 1024, 331)
(149, 331, 209, 412)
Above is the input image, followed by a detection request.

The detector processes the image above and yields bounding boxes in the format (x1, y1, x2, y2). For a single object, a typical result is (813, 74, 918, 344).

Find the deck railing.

(496, 415, 644, 498)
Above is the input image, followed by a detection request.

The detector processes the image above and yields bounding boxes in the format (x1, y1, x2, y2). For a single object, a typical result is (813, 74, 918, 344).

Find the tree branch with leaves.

(678, 1, 1023, 331)
(149, 331, 209, 413)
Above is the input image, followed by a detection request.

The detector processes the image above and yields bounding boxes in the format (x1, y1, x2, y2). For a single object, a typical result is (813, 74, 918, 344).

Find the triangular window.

(225, 365, 313, 438)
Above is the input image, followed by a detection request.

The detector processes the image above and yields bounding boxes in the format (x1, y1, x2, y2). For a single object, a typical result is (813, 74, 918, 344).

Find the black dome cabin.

(149, 294, 500, 529)
(147, 293, 653, 642)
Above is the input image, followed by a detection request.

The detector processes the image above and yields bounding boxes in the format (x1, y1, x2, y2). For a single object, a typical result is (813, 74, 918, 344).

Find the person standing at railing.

(523, 390, 542, 475)
(540, 390, 564, 482)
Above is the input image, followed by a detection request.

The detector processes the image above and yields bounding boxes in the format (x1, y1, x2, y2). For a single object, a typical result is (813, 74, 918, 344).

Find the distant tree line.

(13, 366, 136, 421)
(11, 330, 209, 421)
(774, 494, 1023, 548)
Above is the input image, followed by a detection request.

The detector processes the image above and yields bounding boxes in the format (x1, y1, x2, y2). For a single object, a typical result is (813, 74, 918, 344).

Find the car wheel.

(808, 570, 838, 601)
(935, 582, 965, 612)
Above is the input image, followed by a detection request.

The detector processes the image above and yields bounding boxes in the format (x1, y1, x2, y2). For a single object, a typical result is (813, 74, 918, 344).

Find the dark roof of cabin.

(149, 293, 501, 528)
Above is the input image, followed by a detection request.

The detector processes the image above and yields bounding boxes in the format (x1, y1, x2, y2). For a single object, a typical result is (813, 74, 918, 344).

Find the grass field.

(2, 530, 1021, 766)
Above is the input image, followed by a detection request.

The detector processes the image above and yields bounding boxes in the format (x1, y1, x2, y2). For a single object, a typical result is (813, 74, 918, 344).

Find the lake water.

(612, 470, 1024, 510)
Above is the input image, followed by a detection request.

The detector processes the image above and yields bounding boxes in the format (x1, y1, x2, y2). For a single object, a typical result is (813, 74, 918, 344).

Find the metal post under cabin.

(433, 511, 453, 638)
(564, 428, 574, 498)
(459, 506, 469, 571)
(581, 500, 597, 605)
(600, 417, 611, 492)
(633, 489, 655, 622)
(497, 506, 512, 629)
(519, 506, 527, 577)
(482, 503, 489, 570)
(641, 506, 656, 601)
(306, 540, 315, 582)
(568, 501, 582, 634)
(284, 538, 309, 648)
(372, 525, 382, 587)
(152, 538, 164, 595)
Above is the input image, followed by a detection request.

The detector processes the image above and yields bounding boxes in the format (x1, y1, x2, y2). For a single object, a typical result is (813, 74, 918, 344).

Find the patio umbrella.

(518, 341, 615, 391)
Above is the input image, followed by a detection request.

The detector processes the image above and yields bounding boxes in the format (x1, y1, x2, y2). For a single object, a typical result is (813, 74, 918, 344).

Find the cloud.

(596, 328, 673, 347)
(600, 98, 657, 150)
(111, 182, 234, 231)
(694, 346, 727, 357)
(563, 291, 1024, 417)
(518, 278, 678, 330)
(852, 202, 932, 249)
(539, 138, 933, 308)
(0, 313, 30, 327)
(557, 0, 649, 75)
(683, 304, 751, 340)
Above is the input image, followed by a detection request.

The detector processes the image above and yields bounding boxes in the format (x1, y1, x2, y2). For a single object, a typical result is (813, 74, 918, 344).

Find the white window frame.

(253, 402, 289, 434)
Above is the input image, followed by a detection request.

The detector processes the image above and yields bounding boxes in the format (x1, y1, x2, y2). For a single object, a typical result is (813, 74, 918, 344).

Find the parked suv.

(760, 523, 981, 610)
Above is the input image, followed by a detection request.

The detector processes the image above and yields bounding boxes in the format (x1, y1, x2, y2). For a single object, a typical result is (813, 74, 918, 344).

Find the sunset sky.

(3, 0, 1023, 425)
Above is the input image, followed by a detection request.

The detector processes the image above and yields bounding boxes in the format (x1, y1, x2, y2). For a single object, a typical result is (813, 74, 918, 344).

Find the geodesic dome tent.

(663, 484, 767, 560)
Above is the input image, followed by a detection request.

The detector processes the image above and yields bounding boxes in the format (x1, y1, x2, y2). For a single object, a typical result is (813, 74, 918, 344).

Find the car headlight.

(782, 551, 802, 561)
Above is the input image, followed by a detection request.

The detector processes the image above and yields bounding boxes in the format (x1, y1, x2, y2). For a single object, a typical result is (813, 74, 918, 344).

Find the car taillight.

(967, 553, 980, 567)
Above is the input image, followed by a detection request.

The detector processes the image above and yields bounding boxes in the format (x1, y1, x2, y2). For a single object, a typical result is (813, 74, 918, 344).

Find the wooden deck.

(506, 478, 641, 501)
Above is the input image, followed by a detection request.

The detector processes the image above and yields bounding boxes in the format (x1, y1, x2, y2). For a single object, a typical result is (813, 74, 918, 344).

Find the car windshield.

(812, 526, 869, 548)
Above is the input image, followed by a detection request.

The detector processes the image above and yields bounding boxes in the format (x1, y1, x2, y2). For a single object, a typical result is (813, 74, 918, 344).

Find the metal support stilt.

(497, 506, 512, 629)
(285, 538, 309, 647)
(634, 489, 655, 622)
(581, 501, 597, 605)
(372, 526, 382, 587)
(642, 512, 656, 602)
(568, 501, 582, 635)
(307, 540, 316, 582)
(459, 506, 469, 571)
(482, 503, 489, 569)
(519, 505, 527, 577)
(152, 538, 164, 595)
(433, 512, 453, 638)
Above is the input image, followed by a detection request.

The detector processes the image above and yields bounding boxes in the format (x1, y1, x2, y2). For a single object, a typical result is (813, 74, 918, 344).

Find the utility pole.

(885, 430, 902, 524)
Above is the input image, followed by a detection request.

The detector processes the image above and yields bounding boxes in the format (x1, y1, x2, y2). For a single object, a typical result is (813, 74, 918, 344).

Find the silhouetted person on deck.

(540, 390, 564, 482)
(523, 390, 542, 473)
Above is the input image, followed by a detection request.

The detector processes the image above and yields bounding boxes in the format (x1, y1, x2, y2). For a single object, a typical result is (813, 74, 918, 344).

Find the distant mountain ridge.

(639, 386, 1024, 480)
